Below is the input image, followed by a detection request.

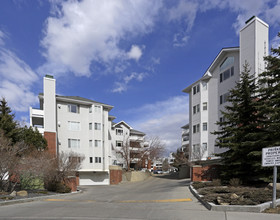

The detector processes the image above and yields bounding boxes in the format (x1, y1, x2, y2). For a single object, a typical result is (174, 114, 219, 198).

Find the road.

(0, 174, 279, 220)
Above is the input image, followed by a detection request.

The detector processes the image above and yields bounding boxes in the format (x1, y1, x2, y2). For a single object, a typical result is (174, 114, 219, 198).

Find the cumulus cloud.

(0, 47, 38, 112)
(39, 0, 163, 77)
(129, 96, 189, 153)
(167, 0, 279, 46)
(112, 72, 147, 93)
(127, 45, 143, 61)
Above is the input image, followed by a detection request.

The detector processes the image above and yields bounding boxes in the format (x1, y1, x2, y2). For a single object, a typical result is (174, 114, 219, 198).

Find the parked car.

(153, 170, 163, 174)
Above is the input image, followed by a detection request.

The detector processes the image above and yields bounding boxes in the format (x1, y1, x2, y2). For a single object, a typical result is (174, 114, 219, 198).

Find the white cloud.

(127, 45, 143, 61)
(0, 38, 38, 112)
(271, 34, 280, 50)
(129, 96, 189, 153)
(112, 72, 147, 93)
(39, 0, 163, 77)
(166, 0, 280, 46)
(0, 30, 5, 46)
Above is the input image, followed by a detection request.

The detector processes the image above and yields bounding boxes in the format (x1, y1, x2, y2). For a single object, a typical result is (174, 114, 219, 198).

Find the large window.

(220, 56, 234, 72)
(89, 123, 92, 130)
(220, 67, 234, 83)
(68, 104, 79, 113)
(89, 157, 93, 163)
(95, 157, 101, 163)
(68, 139, 80, 148)
(89, 140, 93, 147)
(220, 92, 230, 105)
(94, 123, 101, 130)
(68, 121, 80, 131)
(220, 57, 234, 83)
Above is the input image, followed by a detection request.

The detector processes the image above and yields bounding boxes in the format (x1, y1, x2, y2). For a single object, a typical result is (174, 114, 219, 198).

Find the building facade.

(183, 16, 269, 162)
(30, 76, 146, 185)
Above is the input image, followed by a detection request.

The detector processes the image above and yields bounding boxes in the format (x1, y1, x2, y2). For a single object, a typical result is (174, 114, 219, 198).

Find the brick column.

(44, 131, 57, 157)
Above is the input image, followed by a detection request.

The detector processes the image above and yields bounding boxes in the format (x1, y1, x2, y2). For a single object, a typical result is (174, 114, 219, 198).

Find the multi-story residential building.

(181, 124, 189, 154)
(183, 16, 269, 162)
(30, 76, 146, 185)
(110, 120, 148, 170)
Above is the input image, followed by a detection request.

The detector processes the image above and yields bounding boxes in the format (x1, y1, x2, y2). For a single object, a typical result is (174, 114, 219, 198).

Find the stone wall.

(124, 171, 151, 182)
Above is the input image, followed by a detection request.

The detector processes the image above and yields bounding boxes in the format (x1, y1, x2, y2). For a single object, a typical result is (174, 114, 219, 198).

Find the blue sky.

(0, 0, 280, 153)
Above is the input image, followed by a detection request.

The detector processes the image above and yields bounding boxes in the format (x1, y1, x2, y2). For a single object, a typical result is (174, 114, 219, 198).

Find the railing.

(31, 108, 44, 117)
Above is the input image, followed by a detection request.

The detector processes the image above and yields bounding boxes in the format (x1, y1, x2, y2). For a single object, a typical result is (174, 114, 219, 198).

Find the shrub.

(229, 178, 242, 186)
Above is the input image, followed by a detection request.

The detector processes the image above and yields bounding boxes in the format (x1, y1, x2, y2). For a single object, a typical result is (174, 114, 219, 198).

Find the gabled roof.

(182, 47, 239, 93)
(38, 93, 113, 110)
(113, 121, 133, 130)
(181, 124, 189, 129)
(130, 129, 145, 136)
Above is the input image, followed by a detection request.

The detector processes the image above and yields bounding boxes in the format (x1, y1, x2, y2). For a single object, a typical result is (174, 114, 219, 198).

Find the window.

(89, 140, 93, 147)
(203, 122, 207, 131)
(68, 139, 80, 148)
(220, 92, 230, 105)
(220, 66, 234, 83)
(68, 104, 79, 113)
(89, 157, 93, 163)
(95, 157, 101, 163)
(95, 140, 101, 147)
(220, 56, 234, 72)
(192, 84, 200, 95)
(95, 105, 101, 113)
(116, 129, 123, 135)
(193, 104, 200, 114)
(116, 141, 123, 147)
(193, 124, 200, 134)
(89, 106, 92, 113)
(69, 157, 81, 163)
(95, 123, 101, 130)
(202, 143, 207, 151)
(192, 144, 200, 159)
(203, 102, 207, 111)
(89, 123, 92, 130)
(68, 121, 80, 131)
(202, 82, 207, 90)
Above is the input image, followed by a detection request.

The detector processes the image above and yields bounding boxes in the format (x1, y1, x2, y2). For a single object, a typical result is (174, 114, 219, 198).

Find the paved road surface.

(0, 174, 279, 219)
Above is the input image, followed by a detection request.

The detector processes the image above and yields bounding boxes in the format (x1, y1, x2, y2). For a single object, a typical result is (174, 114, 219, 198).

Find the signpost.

(262, 146, 280, 208)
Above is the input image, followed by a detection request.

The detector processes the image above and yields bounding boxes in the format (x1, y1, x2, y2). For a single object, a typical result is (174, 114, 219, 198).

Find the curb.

(0, 190, 82, 207)
(189, 185, 280, 213)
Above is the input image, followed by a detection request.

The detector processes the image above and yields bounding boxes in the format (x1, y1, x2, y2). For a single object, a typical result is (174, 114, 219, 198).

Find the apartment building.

(181, 124, 189, 154)
(183, 16, 269, 162)
(110, 121, 148, 169)
(30, 76, 146, 185)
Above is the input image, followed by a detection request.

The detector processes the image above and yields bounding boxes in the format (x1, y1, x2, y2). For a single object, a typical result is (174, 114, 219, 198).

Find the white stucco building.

(183, 16, 269, 162)
(30, 76, 146, 185)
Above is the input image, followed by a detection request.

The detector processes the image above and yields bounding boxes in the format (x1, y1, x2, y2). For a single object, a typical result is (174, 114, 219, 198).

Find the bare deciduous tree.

(0, 131, 29, 192)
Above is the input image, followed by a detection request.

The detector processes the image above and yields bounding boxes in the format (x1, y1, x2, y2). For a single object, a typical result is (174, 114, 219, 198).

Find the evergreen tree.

(213, 63, 266, 183)
(258, 32, 280, 147)
(19, 126, 47, 151)
(0, 98, 19, 143)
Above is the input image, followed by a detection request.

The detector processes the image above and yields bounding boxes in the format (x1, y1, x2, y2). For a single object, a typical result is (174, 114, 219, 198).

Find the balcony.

(30, 108, 44, 117)
(30, 107, 44, 134)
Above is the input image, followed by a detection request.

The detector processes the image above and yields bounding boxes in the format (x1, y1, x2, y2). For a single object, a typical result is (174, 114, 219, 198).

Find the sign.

(262, 146, 280, 167)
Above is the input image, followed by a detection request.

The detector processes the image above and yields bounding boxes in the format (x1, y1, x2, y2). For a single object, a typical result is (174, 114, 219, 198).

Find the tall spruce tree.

(258, 32, 280, 148)
(213, 63, 266, 183)
(0, 98, 19, 143)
